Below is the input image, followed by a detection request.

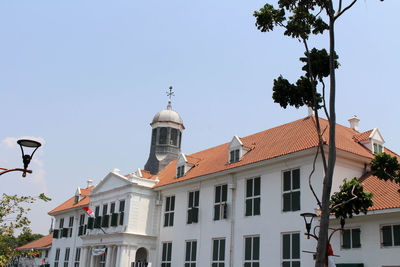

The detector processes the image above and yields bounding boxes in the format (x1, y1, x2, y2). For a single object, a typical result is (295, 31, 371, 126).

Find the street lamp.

(0, 138, 41, 177)
(300, 212, 317, 239)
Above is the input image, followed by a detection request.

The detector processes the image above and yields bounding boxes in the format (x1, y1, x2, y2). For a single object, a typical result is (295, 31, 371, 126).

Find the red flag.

(82, 207, 95, 218)
(41, 259, 44, 264)
(328, 244, 333, 256)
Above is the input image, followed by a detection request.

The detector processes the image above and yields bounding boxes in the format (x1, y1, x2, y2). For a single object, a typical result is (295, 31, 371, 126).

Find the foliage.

(0, 193, 50, 266)
(371, 152, 400, 184)
(330, 178, 373, 220)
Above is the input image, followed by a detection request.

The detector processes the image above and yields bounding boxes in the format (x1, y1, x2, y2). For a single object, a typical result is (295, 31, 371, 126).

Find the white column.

(115, 246, 121, 266)
(80, 247, 88, 267)
(105, 246, 112, 267)
(89, 247, 95, 267)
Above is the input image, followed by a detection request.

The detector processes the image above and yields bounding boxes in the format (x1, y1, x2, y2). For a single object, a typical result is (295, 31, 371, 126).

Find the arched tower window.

(170, 128, 178, 146)
(159, 127, 168, 144)
(179, 131, 182, 148)
(151, 129, 157, 145)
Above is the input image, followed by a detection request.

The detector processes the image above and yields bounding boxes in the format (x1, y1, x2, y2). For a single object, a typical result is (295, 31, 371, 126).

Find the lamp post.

(300, 212, 345, 266)
(0, 138, 41, 177)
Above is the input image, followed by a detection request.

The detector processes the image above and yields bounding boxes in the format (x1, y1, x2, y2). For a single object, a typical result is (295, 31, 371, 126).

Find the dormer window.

(177, 165, 185, 178)
(230, 149, 240, 163)
(74, 187, 81, 204)
(228, 136, 250, 164)
(74, 196, 79, 204)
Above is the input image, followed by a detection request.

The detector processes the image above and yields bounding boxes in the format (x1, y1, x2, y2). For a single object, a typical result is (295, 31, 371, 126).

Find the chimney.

(307, 106, 315, 117)
(348, 115, 360, 131)
(87, 179, 93, 188)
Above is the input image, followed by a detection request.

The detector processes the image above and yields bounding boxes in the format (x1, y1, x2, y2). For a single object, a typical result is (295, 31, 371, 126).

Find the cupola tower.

(144, 87, 184, 174)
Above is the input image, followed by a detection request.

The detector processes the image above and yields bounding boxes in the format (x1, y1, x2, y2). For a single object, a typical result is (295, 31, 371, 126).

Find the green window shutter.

(191, 241, 197, 261)
(222, 185, 227, 202)
(283, 171, 291, 191)
(188, 192, 194, 208)
(246, 179, 253, 198)
(169, 213, 174, 226)
(185, 242, 191, 261)
(292, 169, 300, 189)
(194, 191, 199, 207)
(253, 236, 260, 260)
(393, 225, 400, 246)
(254, 177, 260, 196)
(162, 243, 167, 261)
(222, 203, 228, 219)
(352, 228, 361, 248)
(342, 229, 351, 249)
(187, 209, 192, 224)
(87, 217, 94, 229)
(292, 261, 300, 267)
(292, 233, 300, 259)
(283, 193, 291, 212)
(282, 234, 290, 259)
(282, 262, 290, 267)
(192, 207, 198, 223)
(214, 205, 220, 220)
(111, 213, 118, 226)
(215, 186, 221, 203)
(171, 196, 175, 211)
(374, 143, 378, 154)
(291, 191, 300, 211)
(220, 239, 225, 260)
(230, 150, 234, 163)
(119, 212, 124, 225)
(245, 199, 253, 216)
(235, 149, 240, 162)
(382, 226, 393, 246)
(244, 237, 252, 260)
(254, 197, 260, 215)
(212, 240, 219, 261)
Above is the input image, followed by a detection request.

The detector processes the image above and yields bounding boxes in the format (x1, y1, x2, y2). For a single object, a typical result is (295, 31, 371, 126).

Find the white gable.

(229, 135, 243, 150)
(177, 153, 188, 166)
(369, 128, 385, 143)
(90, 171, 133, 195)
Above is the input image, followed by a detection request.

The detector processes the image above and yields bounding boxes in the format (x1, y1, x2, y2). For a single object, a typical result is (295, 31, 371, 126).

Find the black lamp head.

(300, 212, 317, 237)
(17, 139, 41, 175)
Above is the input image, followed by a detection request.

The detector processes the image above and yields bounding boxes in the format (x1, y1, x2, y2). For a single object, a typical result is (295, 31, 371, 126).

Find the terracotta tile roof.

(16, 234, 52, 250)
(140, 169, 153, 179)
(359, 172, 400, 211)
(153, 117, 376, 188)
(48, 186, 93, 215)
(353, 129, 373, 142)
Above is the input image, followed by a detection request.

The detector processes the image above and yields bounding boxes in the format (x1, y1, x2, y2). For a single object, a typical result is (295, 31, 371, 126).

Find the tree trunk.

(315, 8, 337, 267)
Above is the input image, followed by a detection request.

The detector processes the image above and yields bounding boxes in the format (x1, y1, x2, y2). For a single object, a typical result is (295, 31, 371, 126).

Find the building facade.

(46, 103, 400, 267)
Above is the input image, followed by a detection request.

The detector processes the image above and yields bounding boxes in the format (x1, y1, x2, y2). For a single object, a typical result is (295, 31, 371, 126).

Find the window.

(110, 202, 115, 214)
(177, 165, 185, 178)
(229, 149, 240, 163)
(74, 195, 79, 204)
(151, 128, 157, 145)
(342, 228, 361, 249)
(381, 224, 400, 247)
(244, 236, 260, 267)
(55, 248, 60, 267)
(212, 238, 225, 267)
(282, 232, 300, 267)
(187, 191, 199, 224)
(78, 214, 86, 236)
(185, 240, 197, 267)
(53, 229, 59, 239)
(102, 204, 109, 228)
(282, 169, 300, 212)
(119, 200, 125, 225)
(161, 242, 172, 267)
(374, 143, 383, 154)
(74, 248, 81, 267)
(170, 128, 178, 146)
(59, 218, 64, 229)
(164, 196, 175, 227)
(159, 127, 167, 144)
(95, 206, 100, 217)
(64, 247, 70, 267)
(69, 216, 74, 227)
(245, 177, 261, 216)
(214, 184, 228, 220)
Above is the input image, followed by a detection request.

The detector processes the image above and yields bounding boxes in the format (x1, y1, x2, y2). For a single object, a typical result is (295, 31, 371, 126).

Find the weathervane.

(166, 86, 174, 109)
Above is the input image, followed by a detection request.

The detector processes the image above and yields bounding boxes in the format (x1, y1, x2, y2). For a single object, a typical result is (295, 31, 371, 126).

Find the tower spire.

(166, 86, 174, 110)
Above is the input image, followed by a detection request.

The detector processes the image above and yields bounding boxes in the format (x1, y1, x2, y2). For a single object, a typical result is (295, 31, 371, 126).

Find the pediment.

(177, 153, 188, 166)
(90, 172, 133, 195)
(229, 135, 243, 150)
(369, 128, 385, 143)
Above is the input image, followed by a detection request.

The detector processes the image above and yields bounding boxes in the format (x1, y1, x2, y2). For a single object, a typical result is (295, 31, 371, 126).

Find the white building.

(46, 103, 400, 267)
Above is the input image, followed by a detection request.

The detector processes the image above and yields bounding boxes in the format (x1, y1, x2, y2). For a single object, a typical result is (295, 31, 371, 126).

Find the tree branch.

(335, 0, 358, 21)
(309, 147, 323, 209)
(329, 185, 357, 212)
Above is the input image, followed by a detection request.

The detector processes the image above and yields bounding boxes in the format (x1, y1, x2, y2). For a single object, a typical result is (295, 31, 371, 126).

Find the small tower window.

(151, 129, 157, 145)
(170, 128, 178, 146)
(159, 127, 167, 144)
(373, 143, 383, 154)
(74, 196, 79, 204)
(230, 149, 240, 163)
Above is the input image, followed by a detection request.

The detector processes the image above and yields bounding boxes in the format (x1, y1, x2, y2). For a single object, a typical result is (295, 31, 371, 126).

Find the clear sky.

(1, 0, 399, 235)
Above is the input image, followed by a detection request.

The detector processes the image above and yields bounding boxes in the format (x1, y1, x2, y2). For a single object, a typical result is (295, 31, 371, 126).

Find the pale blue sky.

(1, 0, 399, 234)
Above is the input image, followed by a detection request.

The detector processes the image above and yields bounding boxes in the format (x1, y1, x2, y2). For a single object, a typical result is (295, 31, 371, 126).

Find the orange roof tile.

(48, 186, 93, 215)
(359, 172, 400, 211)
(353, 129, 373, 142)
(154, 117, 376, 188)
(16, 234, 52, 250)
(140, 169, 153, 179)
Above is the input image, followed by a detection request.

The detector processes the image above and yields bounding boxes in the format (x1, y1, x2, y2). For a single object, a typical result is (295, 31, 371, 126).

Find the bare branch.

(329, 185, 357, 212)
(335, 0, 358, 21)
(321, 80, 330, 121)
(338, 0, 343, 14)
(309, 147, 323, 209)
